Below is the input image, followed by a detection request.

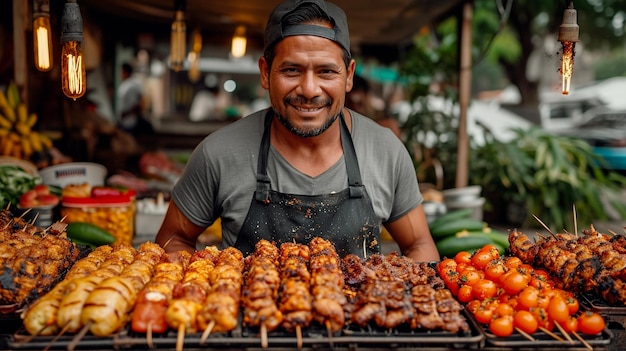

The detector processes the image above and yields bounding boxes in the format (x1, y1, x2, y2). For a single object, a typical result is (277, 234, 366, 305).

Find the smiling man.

(155, 0, 439, 262)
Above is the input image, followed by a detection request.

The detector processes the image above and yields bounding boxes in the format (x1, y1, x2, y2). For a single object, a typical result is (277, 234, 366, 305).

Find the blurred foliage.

(469, 126, 626, 230)
(594, 50, 626, 80)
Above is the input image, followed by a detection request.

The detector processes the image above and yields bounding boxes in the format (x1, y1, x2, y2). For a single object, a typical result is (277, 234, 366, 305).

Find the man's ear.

(346, 59, 357, 93)
(258, 56, 270, 90)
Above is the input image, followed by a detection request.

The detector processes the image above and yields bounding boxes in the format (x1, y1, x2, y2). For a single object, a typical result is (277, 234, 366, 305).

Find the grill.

(9, 310, 484, 350)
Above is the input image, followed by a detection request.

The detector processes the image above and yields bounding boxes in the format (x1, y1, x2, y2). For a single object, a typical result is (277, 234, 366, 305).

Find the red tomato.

(484, 258, 507, 282)
(562, 293, 580, 315)
(578, 311, 606, 335)
(547, 296, 570, 324)
(474, 307, 494, 325)
(495, 302, 515, 318)
(459, 267, 482, 287)
(531, 307, 554, 331)
(479, 244, 501, 260)
(504, 256, 523, 269)
(457, 284, 474, 303)
(517, 286, 539, 311)
(466, 299, 481, 314)
(514, 310, 539, 334)
(560, 316, 579, 334)
(438, 258, 457, 275)
(498, 294, 519, 310)
(473, 279, 498, 300)
(490, 316, 514, 337)
(471, 250, 494, 270)
(455, 251, 472, 264)
(499, 269, 530, 295)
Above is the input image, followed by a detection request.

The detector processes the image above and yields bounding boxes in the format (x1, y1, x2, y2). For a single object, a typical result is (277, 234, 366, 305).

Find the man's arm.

(384, 204, 440, 262)
(155, 201, 206, 254)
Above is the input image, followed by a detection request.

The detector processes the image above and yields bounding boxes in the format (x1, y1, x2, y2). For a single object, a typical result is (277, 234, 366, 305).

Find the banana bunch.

(0, 82, 52, 160)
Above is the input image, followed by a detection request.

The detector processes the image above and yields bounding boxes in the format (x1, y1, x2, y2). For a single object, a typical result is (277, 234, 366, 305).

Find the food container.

(61, 189, 136, 245)
(39, 162, 107, 189)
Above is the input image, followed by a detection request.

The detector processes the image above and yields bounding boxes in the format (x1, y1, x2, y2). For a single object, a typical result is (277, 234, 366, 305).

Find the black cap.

(264, 0, 350, 55)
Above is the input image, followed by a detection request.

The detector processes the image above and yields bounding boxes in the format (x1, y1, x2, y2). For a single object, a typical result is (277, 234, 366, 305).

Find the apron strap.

(340, 112, 364, 198)
(254, 110, 273, 202)
(255, 110, 364, 201)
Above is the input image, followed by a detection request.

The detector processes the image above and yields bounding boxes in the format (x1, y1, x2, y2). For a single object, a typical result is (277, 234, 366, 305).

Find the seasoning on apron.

(235, 110, 381, 258)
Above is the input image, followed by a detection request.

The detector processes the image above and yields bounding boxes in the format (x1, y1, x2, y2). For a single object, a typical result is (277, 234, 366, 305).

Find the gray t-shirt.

(172, 109, 423, 247)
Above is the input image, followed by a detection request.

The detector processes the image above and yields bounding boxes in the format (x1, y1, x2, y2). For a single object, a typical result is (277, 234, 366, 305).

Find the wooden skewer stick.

(325, 320, 334, 349)
(572, 331, 593, 351)
(18, 207, 32, 218)
(162, 233, 177, 249)
(538, 326, 564, 342)
(533, 214, 556, 237)
(199, 320, 215, 345)
(260, 323, 268, 349)
(514, 327, 535, 341)
(573, 204, 578, 237)
(18, 323, 51, 344)
(1, 218, 13, 230)
(146, 322, 154, 349)
(296, 325, 303, 349)
(43, 323, 71, 351)
(67, 321, 91, 351)
(176, 324, 185, 351)
(553, 321, 574, 344)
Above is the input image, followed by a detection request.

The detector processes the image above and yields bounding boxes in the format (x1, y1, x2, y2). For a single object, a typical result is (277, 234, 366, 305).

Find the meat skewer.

(56, 244, 137, 334)
(165, 246, 219, 351)
(241, 239, 282, 348)
(309, 237, 347, 338)
(21, 245, 115, 336)
(277, 242, 312, 348)
(80, 242, 163, 336)
(197, 246, 245, 344)
(130, 250, 191, 348)
(509, 228, 626, 305)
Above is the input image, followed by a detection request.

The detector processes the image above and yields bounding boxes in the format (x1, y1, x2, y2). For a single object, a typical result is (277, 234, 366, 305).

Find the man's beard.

(273, 97, 340, 138)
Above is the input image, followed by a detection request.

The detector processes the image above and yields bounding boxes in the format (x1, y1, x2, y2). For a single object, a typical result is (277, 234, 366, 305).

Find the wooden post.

(455, 0, 473, 189)
(12, 0, 29, 107)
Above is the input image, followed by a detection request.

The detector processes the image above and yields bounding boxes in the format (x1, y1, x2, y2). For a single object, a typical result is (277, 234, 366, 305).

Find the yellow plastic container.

(61, 188, 136, 245)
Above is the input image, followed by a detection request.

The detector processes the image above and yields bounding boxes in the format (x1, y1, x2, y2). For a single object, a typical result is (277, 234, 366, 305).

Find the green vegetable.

(430, 218, 485, 239)
(0, 165, 39, 209)
(435, 232, 494, 259)
(428, 208, 473, 230)
(66, 222, 116, 245)
(482, 228, 510, 250)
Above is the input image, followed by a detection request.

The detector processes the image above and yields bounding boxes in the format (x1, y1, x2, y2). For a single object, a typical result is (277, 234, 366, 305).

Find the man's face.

(259, 32, 355, 138)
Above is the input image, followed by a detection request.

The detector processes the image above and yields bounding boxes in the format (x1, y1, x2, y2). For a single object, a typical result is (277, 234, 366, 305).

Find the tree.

(480, 0, 626, 106)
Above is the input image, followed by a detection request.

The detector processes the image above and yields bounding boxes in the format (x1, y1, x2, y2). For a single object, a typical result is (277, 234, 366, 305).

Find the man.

(155, 0, 439, 262)
(116, 62, 153, 137)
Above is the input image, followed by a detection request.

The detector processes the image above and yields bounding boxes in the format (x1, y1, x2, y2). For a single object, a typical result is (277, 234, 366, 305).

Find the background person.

(116, 62, 154, 137)
(155, 0, 439, 262)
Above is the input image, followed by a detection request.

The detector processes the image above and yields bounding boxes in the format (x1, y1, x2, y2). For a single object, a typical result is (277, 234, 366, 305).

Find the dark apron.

(234, 110, 381, 258)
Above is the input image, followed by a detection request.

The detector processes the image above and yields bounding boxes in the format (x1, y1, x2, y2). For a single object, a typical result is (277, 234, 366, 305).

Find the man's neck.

(270, 110, 351, 177)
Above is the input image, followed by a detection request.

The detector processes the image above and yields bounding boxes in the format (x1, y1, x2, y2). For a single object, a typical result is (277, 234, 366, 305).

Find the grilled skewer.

(197, 247, 245, 343)
(166, 246, 219, 351)
(242, 240, 282, 348)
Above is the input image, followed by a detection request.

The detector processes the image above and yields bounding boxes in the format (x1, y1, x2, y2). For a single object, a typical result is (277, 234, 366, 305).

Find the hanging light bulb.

(187, 28, 202, 82)
(170, 0, 186, 72)
(33, 0, 53, 71)
(60, 0, 86, 100)
(558, 1, 579, 95)
(231, 25, 247, 59)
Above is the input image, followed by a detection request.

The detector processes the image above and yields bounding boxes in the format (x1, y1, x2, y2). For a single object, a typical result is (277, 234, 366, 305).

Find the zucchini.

(428, 208, 473, 231)
(482, 228, 510, 250)
(435, 233, 494, 259)
(66, 222, 116, 245)
(430, 218, 485, 239)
